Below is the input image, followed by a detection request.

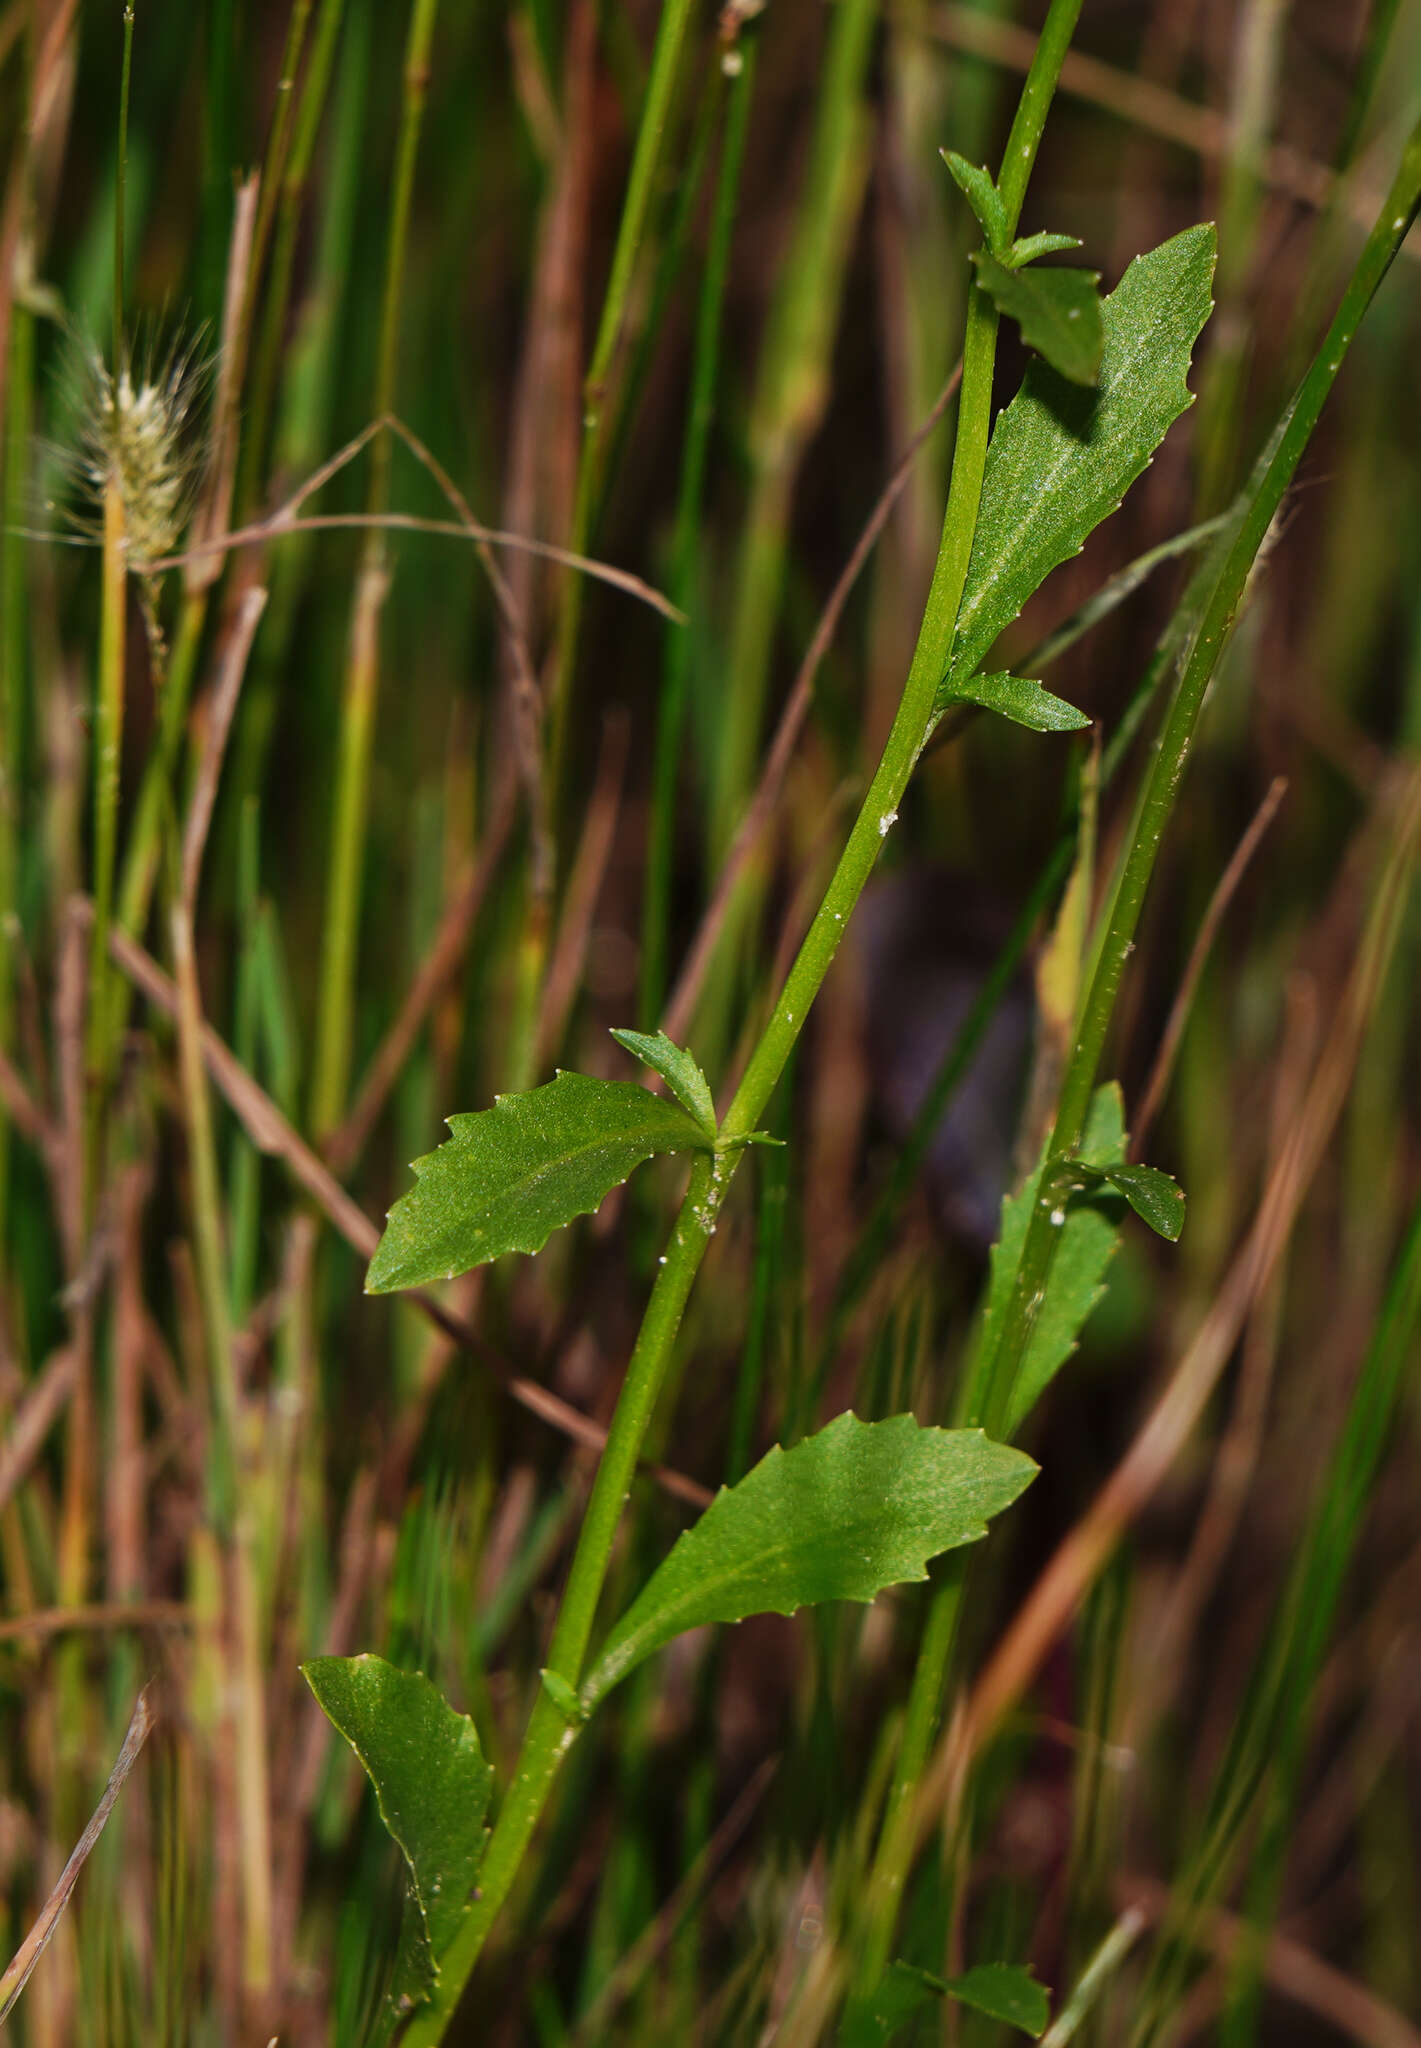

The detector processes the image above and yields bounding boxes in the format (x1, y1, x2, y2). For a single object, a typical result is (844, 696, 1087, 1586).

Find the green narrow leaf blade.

(582, 1412, 1035, 1708)
(941, 149, 1009, 254)
(367, 1071, 712, 1292)
(937, 223, 1217, 717)
(968, 1085, 1127, 1437)
(609, 1026, 717, 1138)
(944, 671, 1090, 732)
(972, 251, 1104, 385)
(302, 1655, 493, 2005)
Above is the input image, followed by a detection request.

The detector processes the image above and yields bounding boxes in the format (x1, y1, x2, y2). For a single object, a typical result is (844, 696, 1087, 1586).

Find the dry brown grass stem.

(180, 584, 268, 908)
(185, 173, 259, 597)
(0, 1685, 155, 2025)
(1132, 773, 1288, 1149)
(323, 764, 521, 1176)
(534, 709, 628, 1073)
(0, 1348, 77, 1517)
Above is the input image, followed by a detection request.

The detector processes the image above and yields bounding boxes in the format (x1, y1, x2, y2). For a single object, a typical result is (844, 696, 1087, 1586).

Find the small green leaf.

(302, 1655, 492, 2010)
(941, 1963, 1051, 2036)
(849, 1961, 1051, 2044)
(973, 251, 1104, 385)
(367, 1071, 712, 1292)
(1010, 230, 1084, 266)
(967, 1086, 1127, 1436)
(582, 1412, 1035, 1709)
(1092, 1160, 1187, 1240)
(941, 149, 1009, 255)
(944, 671, 1090, 733)
(936, 224, 1217, 719)
(609, 1027, 716, 1139)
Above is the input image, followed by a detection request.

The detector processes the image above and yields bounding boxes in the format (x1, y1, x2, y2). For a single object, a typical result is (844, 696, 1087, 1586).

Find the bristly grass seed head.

(69, 326, 209, 566)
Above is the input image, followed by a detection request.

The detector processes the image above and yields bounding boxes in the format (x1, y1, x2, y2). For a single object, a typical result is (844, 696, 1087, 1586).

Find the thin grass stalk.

(639, 47, 754, 1028)
(544, 0, 699, 804)
(1219, 1199, 1421, 2043)
(237, 0, 348, 517)
(692, 0, 880, 1071)
(310, 0, 438, 1139)
(113, 172, 259, 966)
(0, 296, 33, 1253)
(705, 0, 879, 874)
(85, 478, 127, 1208)
(400, 13, 1085, 2036)
(114, 4, 134, 357)
(170, 581, 271, 2006)
(1128, 1159, 1421, 2047)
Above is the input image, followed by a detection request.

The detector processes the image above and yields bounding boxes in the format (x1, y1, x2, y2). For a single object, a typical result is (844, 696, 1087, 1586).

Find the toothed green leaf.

(937, 224, 1217, 718)
(367, 1072, 712, 1292)
(973, 251, 1104, 384)
(581, 1412, 1035, 1709)
(944, 671, 1090, 732)
(609, 1027, 716, 1138)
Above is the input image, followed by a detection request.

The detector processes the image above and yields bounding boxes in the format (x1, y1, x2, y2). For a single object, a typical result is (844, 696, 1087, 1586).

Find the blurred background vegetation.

(1, 0, 1420, 2041)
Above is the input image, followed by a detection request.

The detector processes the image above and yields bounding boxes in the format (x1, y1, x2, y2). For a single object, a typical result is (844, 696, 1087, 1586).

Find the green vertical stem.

(237, 0, 348, 516)
(402, 11, 1086, 2037)
(86, 481, 128, 1209)
(115, 3, 135, 359)
(701, 0, 878, 1030)
(0, 300, 33, 1251)
(115, 592, 205, 941)
(640, 45, 755, 1027)
(1194, 0, 1287, 512)
(1217, 1189, 1421, 2047)
(544, 0, 699, 800)
(977, 120, 1421, 1458)
(310, 0, 439, 1139)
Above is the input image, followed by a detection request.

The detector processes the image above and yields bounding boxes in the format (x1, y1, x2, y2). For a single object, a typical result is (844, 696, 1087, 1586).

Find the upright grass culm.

(311, 0, 439, 1142)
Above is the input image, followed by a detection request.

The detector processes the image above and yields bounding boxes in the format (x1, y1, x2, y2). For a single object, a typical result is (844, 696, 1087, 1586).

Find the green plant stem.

(0, 296, 34, 1254)
(403, 12, 1085, 2037)
(976, 114, 1421, 1455)
(639, 48, 753, 1028)
(85, 480, 128, 1210)
(115, 591, 206, 941)
(402, 1154, 718, 2044)
(544, 0, 698, 806)
(696, 0, 878, 1066)
(583, 0, 694, 427)
(310, 0, 438, 1139)
(841, 122, 1421, 2006)
(237, 0, 347, 516)
(115, 4, 134, 360)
